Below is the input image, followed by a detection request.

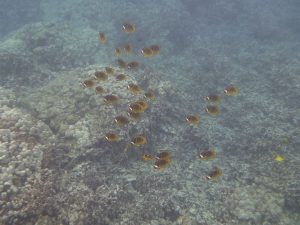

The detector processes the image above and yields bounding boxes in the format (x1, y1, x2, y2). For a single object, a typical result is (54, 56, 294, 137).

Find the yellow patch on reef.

(275, 155, 284, 162)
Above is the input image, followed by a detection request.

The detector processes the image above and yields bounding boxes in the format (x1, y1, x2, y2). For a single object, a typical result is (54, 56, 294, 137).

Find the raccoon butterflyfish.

(127, 61, 139, 69)
(104, 94, 120, 104)
(206, 105, 220, 116)
(122, 23, 136, 33)
(127, 83, 142, 94)
(155, 151, 171, 160)
(124, 44, 133, 54)
(127, 111, 142, 120)
(142, 154, 154, 161)
(205, 95, 221, 103)
(134, 100, 149, 111)
(117, 58, 127, 68)
(115, 48, 121, 57)
(206, 168, 223, 180)
(114, 115, 130, 126)
(198, 150, 216, 160)
(105, 67, 114, 75)
(153, 158, 171, 170)
(224, 86, 239, 96)
(141, 47, 153, 58)
(275, 155, 285, 162)
(129, 102, 145, 113)
(81, 79, 95, 88)
(104, 133, 120, 142)
(98, 32, 107, 44)
(131, 135, 147, 147)
(185, 115, 200, 125)
(144, 90, 156, 100)
(115, 74, 127, 81)
(149, 45, 160, 55)
(94, 71, 108, 81)
(95, 86, 106, 94)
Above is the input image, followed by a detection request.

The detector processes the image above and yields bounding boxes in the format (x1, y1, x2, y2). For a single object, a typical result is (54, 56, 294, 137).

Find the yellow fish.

(275, 155, 284, 162)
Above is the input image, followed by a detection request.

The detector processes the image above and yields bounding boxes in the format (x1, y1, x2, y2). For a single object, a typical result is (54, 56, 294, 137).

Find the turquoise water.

(0, 0, 299, 224)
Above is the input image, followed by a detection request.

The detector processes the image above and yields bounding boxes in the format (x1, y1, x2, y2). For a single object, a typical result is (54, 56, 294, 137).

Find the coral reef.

(0, 87, 56, 225)
(0, 22, 99, 89)
(0, 0, 300, 224)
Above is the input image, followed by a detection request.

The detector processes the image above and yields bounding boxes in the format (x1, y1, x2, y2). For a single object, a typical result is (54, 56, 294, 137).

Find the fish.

(124, 44, 133, 54)
(94, 71, 108, 81)
(206, 168, 223, 180)
(122, 23, 136, 33)
(104, 133, 120, 142)
(135, 100, 149, 111)
(153, 158, 171, 170)
(127, 111, 142, 120)
(144, 90, 156, 100)
(117, 58, 127, 68)
(275, 155, 285, 162)
(115, 74, 127, 81)
(95, 86, 106, 94)
(155, 151, 171, 160)
(131, 135, 147, 147)
(141, 47, 153, 58)
(205, 94, 221, 103)
(81, 79, 95, 88)
(105, 67, 114, 75)
(127, 61, 139, 69)
(98, 32, 107, 43)
(198, 150, 216, 160)
(185, 115, 200, 125)
(224, 86, 239, 96)
(127, 83, 142, 94)
(128, 102, 145, 113)
(114, 48, 121, 57)
(114, 115, 130, 126)
(103, 94, 119, 104)
(206, 105, 220, 116)
(149, 45, 160, 55)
